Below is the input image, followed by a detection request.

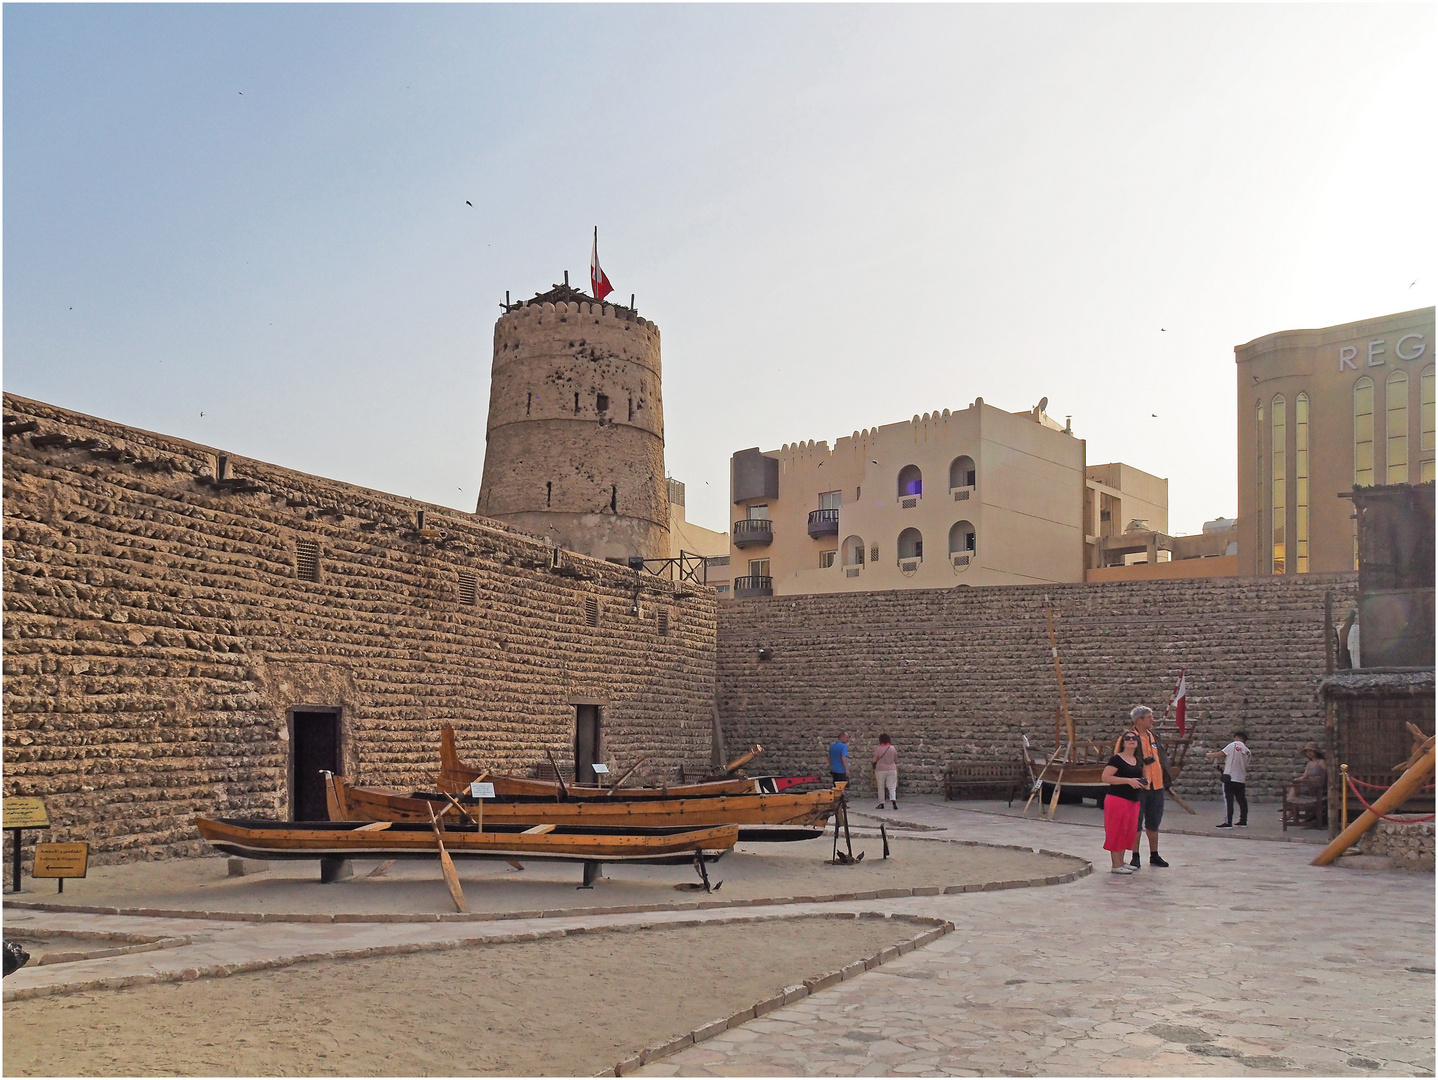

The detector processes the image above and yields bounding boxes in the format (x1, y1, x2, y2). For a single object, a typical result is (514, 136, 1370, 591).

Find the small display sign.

(469, 782, 495, 799)
(591, 763, 611, 775)
(32, 842, 89, 879)
(3, 797, 50, 830)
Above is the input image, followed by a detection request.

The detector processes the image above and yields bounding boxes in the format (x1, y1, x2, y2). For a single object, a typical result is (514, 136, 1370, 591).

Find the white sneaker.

(1110, 865, 1135, 874)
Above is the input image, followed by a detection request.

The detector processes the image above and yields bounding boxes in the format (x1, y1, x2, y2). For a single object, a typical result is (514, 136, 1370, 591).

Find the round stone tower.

(477, 283, 670, 562)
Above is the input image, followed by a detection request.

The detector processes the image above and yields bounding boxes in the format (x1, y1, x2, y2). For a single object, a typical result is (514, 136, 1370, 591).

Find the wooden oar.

(723, 744, 764, 775)
(545, 749, 569, 800)
(427, 806, 468, 913)
(439, 791, 477, 825)
(603, 755, 649, 795)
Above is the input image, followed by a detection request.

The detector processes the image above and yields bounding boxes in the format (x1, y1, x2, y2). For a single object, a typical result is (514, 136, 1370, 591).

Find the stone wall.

(1363, 821, 1436, 871)
(2, 394, 716, 863)
(717, 575, 1357, 802)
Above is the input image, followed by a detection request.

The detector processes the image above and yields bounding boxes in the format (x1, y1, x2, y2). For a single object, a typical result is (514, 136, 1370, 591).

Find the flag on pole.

(1170, 670, 1187, 737)
(590, 227, 613, 301)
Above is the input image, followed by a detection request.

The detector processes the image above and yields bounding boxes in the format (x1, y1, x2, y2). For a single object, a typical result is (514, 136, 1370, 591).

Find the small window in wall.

(597, 393, 609, 413)
(948, 456, 976, 489)
(1295, 393, 1309, 574)
(870, 544, 879, 563)
(819, 550, 836, 568)
(818, 490, 841, 510)
(748, 558, 770, 578)
(657, 609, 670, 636)
(715, 584, 730, 595)
(898, 528, 923, 561)
(1387, 370, 1408, 484)
(295, 539, 321, 582)
(747, 504, 769, 520)
(1354, 377, 1374, 486)
(526, 392, 532, 416)
(458, 571, 477, 605)
(574, 392, 581, 415)
(897, 464, 922, 498)
(948, 520, 976, 556)
(1272, 394, 1285, 575)
(841, 535, 865, 567)
(585, 596, 600, 627)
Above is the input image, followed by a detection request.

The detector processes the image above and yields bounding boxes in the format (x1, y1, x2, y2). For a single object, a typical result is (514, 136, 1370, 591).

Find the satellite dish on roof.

(1037, 396, 1048, 413)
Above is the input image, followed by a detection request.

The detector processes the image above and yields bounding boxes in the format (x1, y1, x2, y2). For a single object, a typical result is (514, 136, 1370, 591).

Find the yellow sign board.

(3, 797, 50, 830)
(32, 842, 88, 879)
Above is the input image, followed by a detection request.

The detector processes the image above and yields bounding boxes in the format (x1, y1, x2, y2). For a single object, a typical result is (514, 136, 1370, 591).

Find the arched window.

(1422, 366, 1435, 482)
(897, 528, 923, 561)
(948, 520, 976, 555)
(841, 534, 866, 567)
(948, 456, 976, 490)
(1296, 393, 1309, 573)
(1255, 399, 1265, 559)
(1354, 377, 1374, 486)
(1272, 395, 1285, 575)
(897, 465, 922, 498)
(1387, 370, 1409, 484)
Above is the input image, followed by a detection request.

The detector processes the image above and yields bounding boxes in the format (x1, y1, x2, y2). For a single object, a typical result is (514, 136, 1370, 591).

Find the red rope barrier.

(1343, 774, 1437, 824)
(1346, 775, 1436, 792)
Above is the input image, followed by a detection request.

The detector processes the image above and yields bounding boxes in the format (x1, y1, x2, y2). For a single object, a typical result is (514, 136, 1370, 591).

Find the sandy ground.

(12, 834, 1077, 916)
(2, 917, 928, 1077)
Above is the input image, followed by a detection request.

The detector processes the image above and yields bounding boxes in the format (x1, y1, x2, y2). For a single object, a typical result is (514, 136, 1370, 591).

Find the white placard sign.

(591, 763, 611, 775)
(470, 782, 495, 799)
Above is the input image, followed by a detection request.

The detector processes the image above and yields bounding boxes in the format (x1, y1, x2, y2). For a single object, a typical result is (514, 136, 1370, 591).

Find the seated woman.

(1287, 742, 1327, 800)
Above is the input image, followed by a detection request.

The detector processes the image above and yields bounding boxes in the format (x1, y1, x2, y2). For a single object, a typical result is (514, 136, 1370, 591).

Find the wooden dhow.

(435, 726, 758, 799)
(327, 773, 843, 840)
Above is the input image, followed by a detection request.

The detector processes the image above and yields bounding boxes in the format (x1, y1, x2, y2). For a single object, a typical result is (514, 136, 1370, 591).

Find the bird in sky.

(1151, 413, 1158, 418)
(200, 411, 205, 417)
(466, 200, 473, 207)
(238, 92, 243, 96)
(1160, 328, 1166, 332)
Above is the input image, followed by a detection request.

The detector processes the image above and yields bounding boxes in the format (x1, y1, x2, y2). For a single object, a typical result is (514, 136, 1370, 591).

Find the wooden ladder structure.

(1022, 600, 1076, 820)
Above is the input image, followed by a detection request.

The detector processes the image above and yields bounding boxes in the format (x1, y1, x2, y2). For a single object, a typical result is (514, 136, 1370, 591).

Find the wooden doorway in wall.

(574, 704, 602, 785)
(289, 708, 341, 821)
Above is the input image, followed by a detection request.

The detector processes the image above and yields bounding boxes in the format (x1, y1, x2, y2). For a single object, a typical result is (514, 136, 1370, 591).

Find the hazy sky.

(4, 4, 1433, 537)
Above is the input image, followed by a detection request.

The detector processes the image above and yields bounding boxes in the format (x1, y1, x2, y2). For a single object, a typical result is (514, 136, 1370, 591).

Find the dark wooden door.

(574, 705, 601, 784)
(291, 710, 341, 821)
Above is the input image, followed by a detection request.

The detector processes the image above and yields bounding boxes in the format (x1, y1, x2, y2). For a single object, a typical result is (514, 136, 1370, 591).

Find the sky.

(4, 4, 1434, 538)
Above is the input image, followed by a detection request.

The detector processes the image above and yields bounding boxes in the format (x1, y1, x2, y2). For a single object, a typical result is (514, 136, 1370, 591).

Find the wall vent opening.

(574, 392, 580, 414)
(295, 539, 321, 582)
(546, 481, 552, 507)
(610, 485, 617, 513)
(657, 609, 670, 636)
(596, 393, 609, 413)
(458, 571, 477, 605)
(526, 392, 532, 417)
(585, 596, 600, 627)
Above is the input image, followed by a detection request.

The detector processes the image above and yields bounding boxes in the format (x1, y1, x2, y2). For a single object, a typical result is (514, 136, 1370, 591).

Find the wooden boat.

(327, 773, 843, 840)
(435, 726, 758, 799)
(195, 816, 738, 866)
(1021, 731, 1196, 806)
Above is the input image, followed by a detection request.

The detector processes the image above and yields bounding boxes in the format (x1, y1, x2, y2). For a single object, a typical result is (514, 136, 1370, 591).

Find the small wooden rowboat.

(195, 817, 738, 866)
(435, 726, 757, 800)
(327, 774, 842, 840)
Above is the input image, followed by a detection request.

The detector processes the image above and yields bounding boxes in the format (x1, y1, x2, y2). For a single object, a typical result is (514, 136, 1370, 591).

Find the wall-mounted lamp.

(758, 647, 773, 662)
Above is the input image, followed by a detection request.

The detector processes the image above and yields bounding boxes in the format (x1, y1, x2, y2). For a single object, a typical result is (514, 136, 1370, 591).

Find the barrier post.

(1340, 764, 1349, 833)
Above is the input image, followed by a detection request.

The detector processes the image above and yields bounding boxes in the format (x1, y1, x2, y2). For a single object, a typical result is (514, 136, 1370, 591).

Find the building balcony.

(732, 518, 773, 548)
(806, 508, 840, 538)
(898, 492, 922, 509)
(732, 574, 773, 598)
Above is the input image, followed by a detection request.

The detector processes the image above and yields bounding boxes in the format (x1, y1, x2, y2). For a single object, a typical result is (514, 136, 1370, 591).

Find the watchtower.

(477, 282, 670, 562)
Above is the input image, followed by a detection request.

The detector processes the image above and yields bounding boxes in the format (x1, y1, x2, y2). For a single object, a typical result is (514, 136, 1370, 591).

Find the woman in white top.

(873, 734, 898, 810)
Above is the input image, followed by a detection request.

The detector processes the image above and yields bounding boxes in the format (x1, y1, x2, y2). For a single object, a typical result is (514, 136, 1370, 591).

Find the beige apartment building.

(727, 398, 1169, 597)
(1236, 307, 1435, 577)
(666, 478, 733, 594)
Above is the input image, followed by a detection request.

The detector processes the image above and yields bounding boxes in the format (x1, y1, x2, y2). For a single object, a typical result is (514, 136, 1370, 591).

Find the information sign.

(3, 797, 50, 830)
(469, 782, 495, 800)
(32, 842, 89, 879)
(591, 763, 611, 775)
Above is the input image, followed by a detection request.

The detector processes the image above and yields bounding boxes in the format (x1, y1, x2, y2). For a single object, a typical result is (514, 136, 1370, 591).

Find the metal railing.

(733, 518, 773, 547)
(732, 575, 773, 597)
(807, 508, 840, 537)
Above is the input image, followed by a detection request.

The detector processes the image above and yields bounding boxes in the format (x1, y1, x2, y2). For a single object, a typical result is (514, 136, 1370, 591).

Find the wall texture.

(3, 394, 715, 863)
(716, 574, 1358, 802)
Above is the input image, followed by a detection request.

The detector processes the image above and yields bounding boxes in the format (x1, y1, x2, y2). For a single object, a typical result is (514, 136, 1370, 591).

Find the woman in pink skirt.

(1102, 731, 1149, 874)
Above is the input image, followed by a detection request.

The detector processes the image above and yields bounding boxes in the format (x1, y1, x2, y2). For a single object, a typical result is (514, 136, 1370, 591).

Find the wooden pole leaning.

(1312, 746, 1435, 867)
(427, 805, 469, 912)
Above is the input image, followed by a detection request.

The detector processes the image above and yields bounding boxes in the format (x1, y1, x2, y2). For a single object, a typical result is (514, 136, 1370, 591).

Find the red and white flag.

(590, 227, 613, 301)
(1170, 670, 1187, 737)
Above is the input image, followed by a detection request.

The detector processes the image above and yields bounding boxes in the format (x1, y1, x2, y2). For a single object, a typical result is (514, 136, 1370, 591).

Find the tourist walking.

(829, 732, 850, 786)
(873, 733, 898, 809)
(1120, 705, 1171, 867)
(1102, 731, 1148, 874)
(1206, 730, 1251, 828)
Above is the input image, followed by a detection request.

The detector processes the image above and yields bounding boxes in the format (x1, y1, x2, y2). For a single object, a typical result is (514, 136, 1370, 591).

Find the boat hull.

(194, 818, 739, 865)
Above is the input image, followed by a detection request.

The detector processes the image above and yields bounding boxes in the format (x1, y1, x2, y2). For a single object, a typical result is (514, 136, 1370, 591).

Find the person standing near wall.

(1206, 730, 1251, 828)
(1102, 731, 1148, 874)
(873, 733, 898, 810)
(1120, 706, 1171, 868)
(829, 733, 850, 786)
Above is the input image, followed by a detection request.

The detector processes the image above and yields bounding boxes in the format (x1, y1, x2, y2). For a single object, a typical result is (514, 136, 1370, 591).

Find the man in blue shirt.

(829, 733, 850, 785)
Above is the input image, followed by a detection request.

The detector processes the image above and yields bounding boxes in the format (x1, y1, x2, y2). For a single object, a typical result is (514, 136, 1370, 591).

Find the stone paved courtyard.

(640, 799, 1434, 1077)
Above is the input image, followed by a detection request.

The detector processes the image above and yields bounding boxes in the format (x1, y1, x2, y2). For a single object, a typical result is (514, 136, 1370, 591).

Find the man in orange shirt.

(1117, 705, 1171, 868)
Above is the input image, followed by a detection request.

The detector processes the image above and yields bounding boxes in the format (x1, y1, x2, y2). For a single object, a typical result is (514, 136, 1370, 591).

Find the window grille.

(585, 596, 600, 627)
(953, 554, 970, 567)
(869, 545, 879, 563)
(846, 568, 860, 578)
(296, 539, 320, 582)
(953, 489, 969, 501)
(458, 571, 477, 605)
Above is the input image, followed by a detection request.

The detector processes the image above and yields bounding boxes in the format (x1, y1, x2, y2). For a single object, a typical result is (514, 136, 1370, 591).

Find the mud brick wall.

(3, 394, 716, 863)
(717, 575, 1358, 802)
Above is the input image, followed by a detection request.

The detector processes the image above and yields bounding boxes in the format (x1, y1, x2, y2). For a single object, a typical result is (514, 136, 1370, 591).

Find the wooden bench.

(944, 762, 1025, 805)
(1282, 780, 1328, 831)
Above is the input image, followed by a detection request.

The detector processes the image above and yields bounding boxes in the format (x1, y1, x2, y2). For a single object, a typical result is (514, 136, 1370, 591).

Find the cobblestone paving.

(641, 800, 1434, 1077)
